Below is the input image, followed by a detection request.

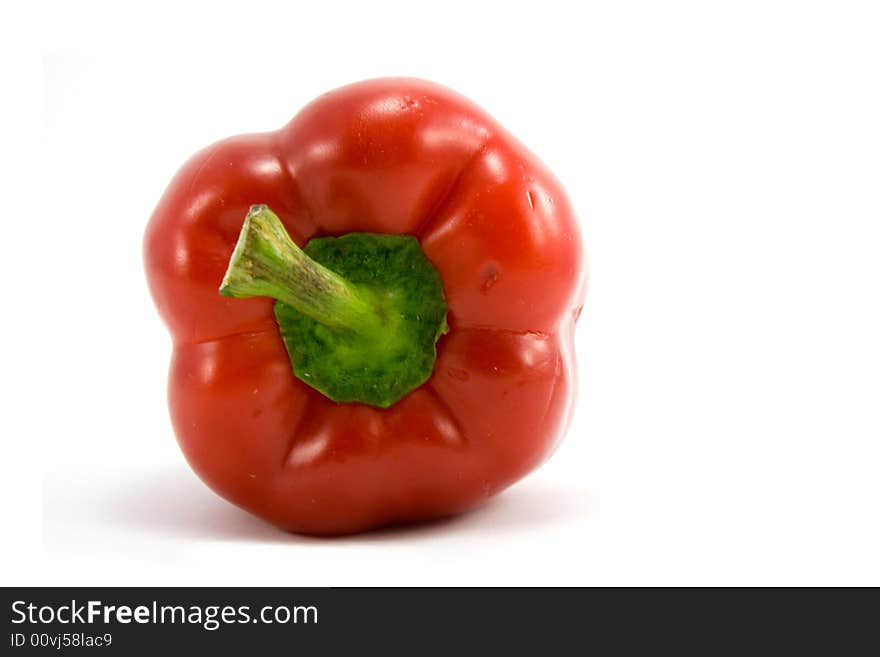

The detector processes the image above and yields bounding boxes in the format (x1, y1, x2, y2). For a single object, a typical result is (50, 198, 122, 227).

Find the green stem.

(219, 205, 378, 332)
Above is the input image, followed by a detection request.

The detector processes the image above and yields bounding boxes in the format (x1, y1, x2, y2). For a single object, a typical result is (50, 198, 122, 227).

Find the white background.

(2, 0, 878, 585)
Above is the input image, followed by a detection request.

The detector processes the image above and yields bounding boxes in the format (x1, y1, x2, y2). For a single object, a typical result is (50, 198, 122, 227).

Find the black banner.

(2, 588, 876, 653)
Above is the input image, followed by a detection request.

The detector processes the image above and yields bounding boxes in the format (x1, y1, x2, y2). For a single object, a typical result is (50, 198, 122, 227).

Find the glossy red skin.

(144, 78, 586, 535)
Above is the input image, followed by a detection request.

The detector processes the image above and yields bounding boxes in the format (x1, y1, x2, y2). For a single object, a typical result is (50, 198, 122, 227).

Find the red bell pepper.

(144, 78, 586, 535)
